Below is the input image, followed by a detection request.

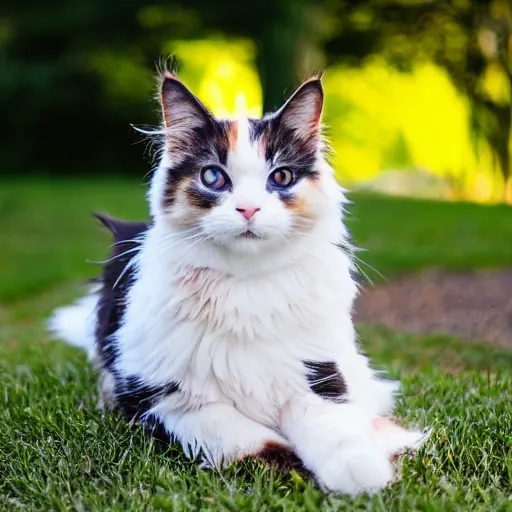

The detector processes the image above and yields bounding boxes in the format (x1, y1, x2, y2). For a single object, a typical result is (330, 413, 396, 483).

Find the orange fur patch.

(228, 120, 239, 151)
(372, 417, 401, 432)
(284, 183, 317, 218)
(283, 194, 307, 212)
(255, 441, 308, 474)
(166, 177, 199, 225)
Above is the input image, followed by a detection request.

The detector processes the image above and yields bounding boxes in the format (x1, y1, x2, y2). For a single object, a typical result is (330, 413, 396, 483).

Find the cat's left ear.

(159, 72, 211, 137)
(276, 78, 323, 138)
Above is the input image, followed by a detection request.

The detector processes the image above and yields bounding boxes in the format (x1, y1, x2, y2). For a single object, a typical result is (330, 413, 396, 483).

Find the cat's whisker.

(112, 256, 140, 290)
(157, 228, 205, 243)
(153, 232, 203, 250)
(155, 231, 210, 258)
(353, 260, 375, 286)
(112, 238, 145, 247)
(351, 253, 388, 284)
(157, 235, 206, 254)
(87, 247, 141, 265)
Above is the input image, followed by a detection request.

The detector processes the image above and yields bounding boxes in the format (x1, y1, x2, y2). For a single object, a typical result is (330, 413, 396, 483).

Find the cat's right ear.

(159, 73, 211, 135)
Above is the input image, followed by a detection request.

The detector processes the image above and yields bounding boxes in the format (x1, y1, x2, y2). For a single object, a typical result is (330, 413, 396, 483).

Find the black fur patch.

(185, 181, 221, 209)
(163, 119, 232, 208)
(93, 214, 180, 440)
(94, 213, 148, 242)
(303, 361, 348, 403)
(249, 117, 319, 181)
(144, 414, 173, 445)
(94, 214, 148, 371)
(115, 376, 179, 422)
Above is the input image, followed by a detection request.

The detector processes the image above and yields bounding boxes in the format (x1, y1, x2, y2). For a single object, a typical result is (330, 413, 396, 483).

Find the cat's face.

(150, 73, 337, 256)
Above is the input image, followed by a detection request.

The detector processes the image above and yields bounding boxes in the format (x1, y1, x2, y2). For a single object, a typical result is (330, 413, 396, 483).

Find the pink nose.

(236, 207, 260, 221)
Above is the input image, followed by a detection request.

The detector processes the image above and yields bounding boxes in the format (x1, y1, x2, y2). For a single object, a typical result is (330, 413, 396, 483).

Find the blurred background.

(1, 0, 512, 347)
(1, 0, 511, 202)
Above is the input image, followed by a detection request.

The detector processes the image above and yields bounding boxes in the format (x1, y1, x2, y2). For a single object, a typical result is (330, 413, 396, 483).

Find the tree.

(0, 0, 319, 173)
(323, 0, 512, 197)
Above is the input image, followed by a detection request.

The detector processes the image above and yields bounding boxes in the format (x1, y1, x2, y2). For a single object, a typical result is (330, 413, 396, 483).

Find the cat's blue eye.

(268, 168, 294, 188)
(201, 167, 230, 191)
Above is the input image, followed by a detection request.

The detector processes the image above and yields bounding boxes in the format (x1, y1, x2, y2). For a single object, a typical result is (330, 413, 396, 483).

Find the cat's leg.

(341, 353, 400, 417)
(96, 369, 116, 410)
(280, 395, 425, 495)
(159, 402, 298, 469)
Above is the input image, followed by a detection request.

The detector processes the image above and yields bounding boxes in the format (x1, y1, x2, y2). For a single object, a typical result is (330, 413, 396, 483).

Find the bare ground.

(354, 268, 512, 348)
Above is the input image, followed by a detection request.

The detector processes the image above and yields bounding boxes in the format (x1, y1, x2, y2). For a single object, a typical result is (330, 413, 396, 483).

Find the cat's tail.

(47, 287, 99, 355)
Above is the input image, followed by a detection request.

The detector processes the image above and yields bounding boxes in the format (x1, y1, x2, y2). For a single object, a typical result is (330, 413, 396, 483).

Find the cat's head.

(148, 72, 343, 258)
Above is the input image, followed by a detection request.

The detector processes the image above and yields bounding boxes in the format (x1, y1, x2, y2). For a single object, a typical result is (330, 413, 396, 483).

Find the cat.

(48, 71, 428, 495)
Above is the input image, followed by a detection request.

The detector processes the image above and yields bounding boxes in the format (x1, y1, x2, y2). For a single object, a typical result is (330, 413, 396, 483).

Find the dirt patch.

(354, 268, 512, 348)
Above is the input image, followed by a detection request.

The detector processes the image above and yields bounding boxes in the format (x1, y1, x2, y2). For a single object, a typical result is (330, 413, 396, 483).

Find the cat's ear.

(94, 212, 148, 243)
(276, 78, 323, 138)
(159, 72, 211, 134)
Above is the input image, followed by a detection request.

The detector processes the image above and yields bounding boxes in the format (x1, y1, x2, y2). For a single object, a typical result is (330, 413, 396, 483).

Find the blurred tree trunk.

(255, 0, 323, 113)
(502, 52, 512, 203)
(256, 18, 301, 112)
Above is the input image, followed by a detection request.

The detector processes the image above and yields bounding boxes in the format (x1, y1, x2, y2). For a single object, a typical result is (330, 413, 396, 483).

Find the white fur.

(50, 100, 428, 495)
(48, 291, 98, 358)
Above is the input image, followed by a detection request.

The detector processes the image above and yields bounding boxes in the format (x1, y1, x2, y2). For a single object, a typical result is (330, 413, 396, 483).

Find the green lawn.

(1, 179, 512, 510)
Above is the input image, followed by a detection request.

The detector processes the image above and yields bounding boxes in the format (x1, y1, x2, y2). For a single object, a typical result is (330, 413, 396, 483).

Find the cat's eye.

(201, 167, 229, 191)
(268, 168, 294, 188)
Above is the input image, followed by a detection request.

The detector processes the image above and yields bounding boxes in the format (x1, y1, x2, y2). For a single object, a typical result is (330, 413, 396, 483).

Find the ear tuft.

(94, 213, 148, 243)
(159, 74, 211, 137)
(277, 78, 324, 138)
(161, 70, 178, 82)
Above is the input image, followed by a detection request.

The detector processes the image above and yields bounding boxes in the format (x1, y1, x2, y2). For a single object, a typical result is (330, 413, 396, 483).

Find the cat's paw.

(372, 417, 430, 456)
(316, 443, 394, 495)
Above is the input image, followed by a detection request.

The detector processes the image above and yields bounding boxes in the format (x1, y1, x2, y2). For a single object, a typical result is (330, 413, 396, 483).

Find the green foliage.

(324, 0, 512, 185)
(1, 0, 165, 174)
(381, 132, 414, 170)
(347, 191, 512, 280)
(0, 0, 316, 174)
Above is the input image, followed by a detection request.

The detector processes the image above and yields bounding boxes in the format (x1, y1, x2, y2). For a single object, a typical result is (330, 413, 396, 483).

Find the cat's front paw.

(316, 443, 394, 495)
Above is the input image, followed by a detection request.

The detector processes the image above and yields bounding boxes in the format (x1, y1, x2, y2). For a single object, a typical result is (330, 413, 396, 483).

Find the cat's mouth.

(237, 230, 261, 240)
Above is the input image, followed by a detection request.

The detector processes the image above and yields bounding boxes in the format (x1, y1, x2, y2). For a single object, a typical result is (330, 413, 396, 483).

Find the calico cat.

(49, 72, 428, 494)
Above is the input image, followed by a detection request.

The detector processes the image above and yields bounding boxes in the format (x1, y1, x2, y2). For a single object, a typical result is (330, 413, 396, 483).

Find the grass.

(1, 178, 512, 510)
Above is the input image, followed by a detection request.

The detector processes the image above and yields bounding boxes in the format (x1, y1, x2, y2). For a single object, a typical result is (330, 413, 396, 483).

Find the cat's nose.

(236, 207, 260, 221)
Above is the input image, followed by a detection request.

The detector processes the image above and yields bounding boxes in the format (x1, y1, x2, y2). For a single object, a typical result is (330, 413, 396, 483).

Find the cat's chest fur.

(115, 242, 357, 424)
(175, 265, 325, 339)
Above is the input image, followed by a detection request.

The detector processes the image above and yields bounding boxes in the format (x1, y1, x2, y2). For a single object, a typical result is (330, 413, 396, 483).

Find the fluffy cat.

(48, 72, 428, 495)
